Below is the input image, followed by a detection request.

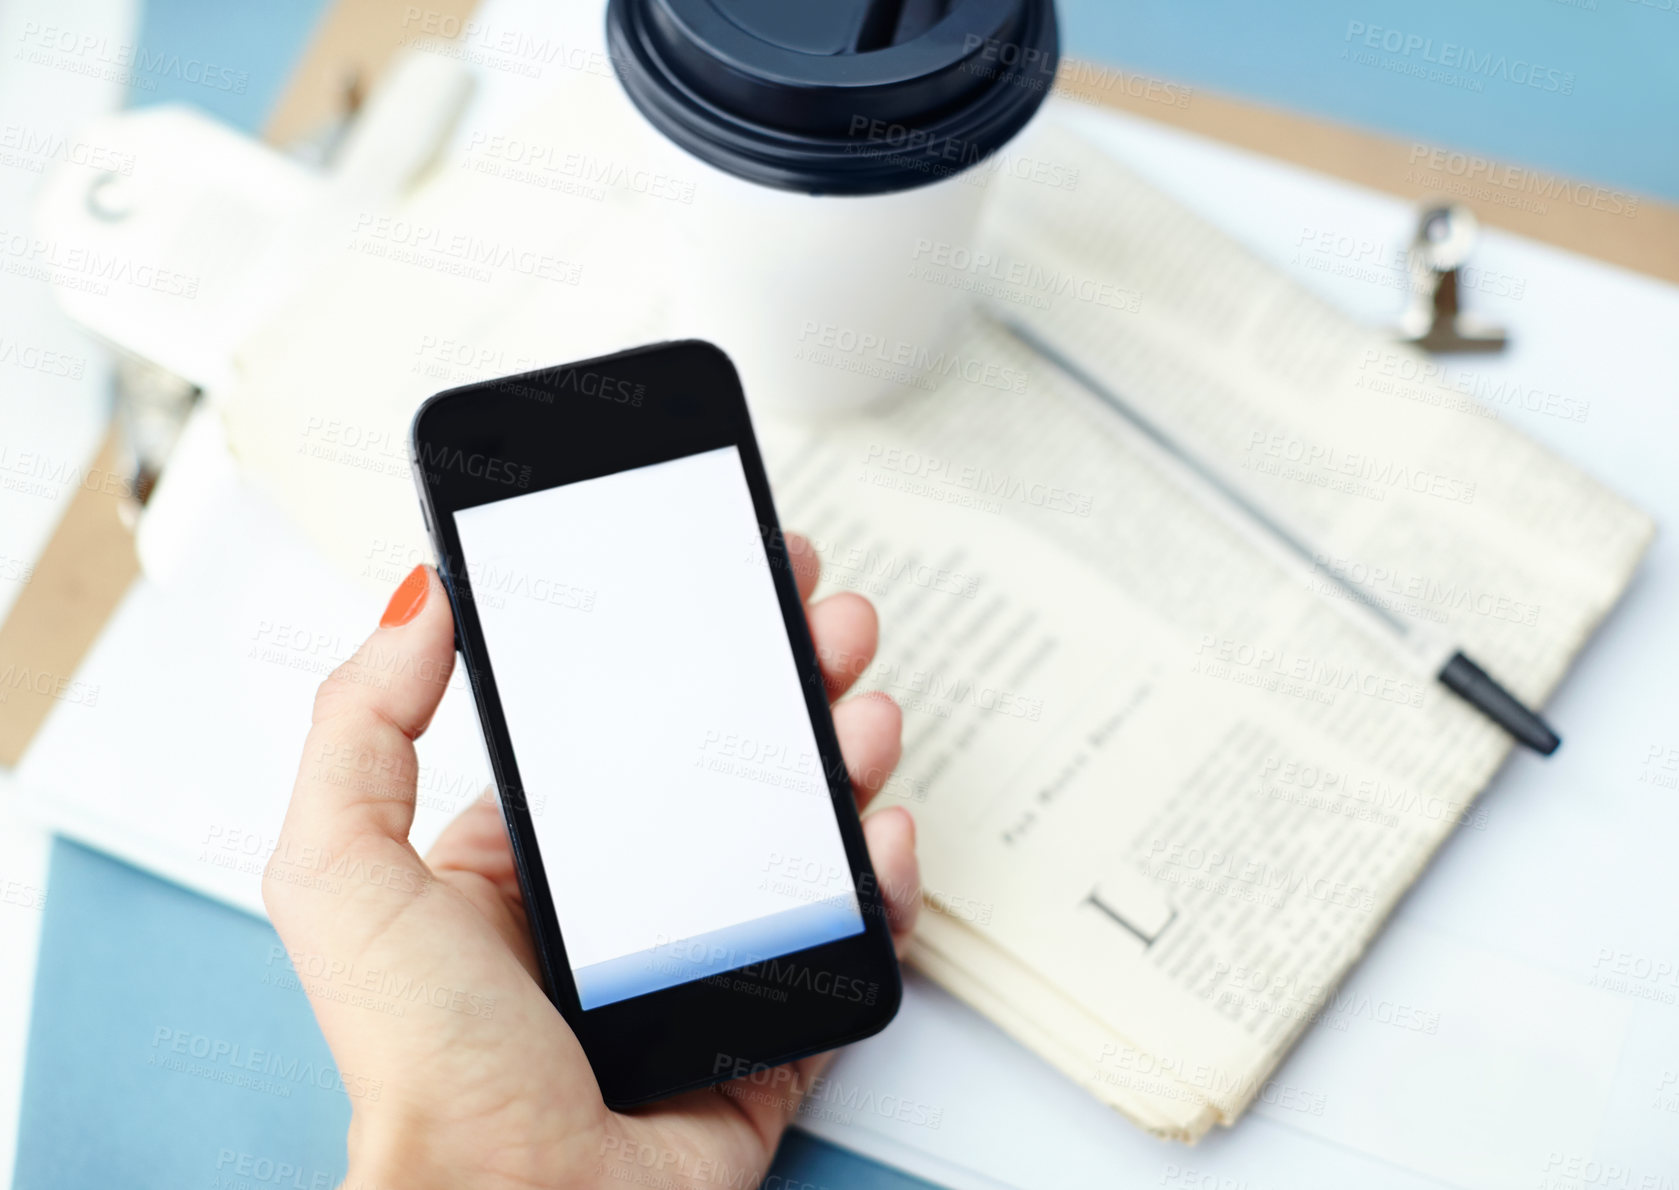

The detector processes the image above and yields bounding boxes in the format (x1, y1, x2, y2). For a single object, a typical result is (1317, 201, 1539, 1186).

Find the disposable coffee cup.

(607, 0, 1059, 415)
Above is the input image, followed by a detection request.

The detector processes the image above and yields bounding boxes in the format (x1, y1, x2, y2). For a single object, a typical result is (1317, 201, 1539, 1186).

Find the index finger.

(782, 530, 820, 604)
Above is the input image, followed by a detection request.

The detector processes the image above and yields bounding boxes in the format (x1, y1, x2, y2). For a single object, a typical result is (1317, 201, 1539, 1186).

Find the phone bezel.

(409, 340, 901, 1108)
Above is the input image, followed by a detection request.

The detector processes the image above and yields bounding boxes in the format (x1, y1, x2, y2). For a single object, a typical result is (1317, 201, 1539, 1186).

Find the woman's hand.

(263, 534, 919, 1189)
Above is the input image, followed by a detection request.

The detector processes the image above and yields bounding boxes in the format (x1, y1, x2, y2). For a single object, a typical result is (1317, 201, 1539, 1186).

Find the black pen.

(1002, 318, 1561, 756)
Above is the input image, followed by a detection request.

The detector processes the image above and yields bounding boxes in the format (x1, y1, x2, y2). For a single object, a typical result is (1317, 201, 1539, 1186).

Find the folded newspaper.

(221, 90, 1653, 1141)
(754, 121, 1653, 1141)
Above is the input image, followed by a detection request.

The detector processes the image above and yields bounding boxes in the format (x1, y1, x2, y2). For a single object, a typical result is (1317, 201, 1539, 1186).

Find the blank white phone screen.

(453, 446, 863, 1009)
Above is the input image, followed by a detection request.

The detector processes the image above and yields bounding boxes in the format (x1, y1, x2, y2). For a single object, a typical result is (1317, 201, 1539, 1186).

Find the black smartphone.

(409, 340, 901, 1107)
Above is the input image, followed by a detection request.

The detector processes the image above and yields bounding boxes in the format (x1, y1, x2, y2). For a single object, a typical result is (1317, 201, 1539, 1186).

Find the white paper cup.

(657, 144, 990, 416)
(606, 0, 1059, 417)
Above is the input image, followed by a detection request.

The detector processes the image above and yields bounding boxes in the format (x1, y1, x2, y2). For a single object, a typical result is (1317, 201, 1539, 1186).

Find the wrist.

(343, 1107, 454, 1190)
(343, 1107, 603, 1190)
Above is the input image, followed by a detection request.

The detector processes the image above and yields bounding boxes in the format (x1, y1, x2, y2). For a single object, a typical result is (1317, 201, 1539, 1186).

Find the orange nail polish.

(381, 565, 429, 628)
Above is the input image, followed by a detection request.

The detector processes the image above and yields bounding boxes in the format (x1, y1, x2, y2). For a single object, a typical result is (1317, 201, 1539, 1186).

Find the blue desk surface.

(20, 2, 1669, 1187)
(1060, 0, 1677, 204)
(16, 841, 348, 1190)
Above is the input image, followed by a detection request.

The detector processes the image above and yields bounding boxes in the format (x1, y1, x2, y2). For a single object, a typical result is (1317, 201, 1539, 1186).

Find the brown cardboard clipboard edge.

(1054, 67, 1679, 286)
(0, 429, 140, 767)
(263, 0, 478, 147)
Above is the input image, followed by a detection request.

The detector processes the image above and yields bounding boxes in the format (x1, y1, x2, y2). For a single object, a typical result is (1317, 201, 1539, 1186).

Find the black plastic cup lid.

(606, 0, 1060, 195)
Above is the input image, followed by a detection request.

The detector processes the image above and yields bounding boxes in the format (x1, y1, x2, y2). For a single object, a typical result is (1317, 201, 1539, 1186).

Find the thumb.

(272, 565, 457, 874)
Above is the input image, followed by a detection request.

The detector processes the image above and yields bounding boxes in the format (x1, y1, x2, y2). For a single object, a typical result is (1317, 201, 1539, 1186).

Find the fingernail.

(381, 565, 429, 628)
